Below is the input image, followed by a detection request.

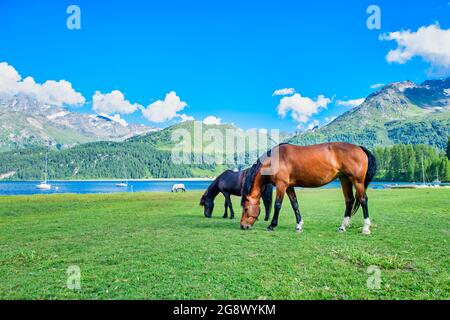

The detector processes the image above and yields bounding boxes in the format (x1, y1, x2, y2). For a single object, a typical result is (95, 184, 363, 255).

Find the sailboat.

(116, 180, 128, 188)
(415, 155, 431, 188)
(432, 167, 441, 185)
(390, 155, 430, 189)
(36, 153, 51, 190)
(116, 165, 128, 187)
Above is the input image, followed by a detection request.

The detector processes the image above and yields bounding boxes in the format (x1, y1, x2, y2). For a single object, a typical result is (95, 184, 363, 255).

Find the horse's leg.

(222, 192, 228, 218)
(263, 200, 271, 222)
(226, 194, 235, 219)
(267, 183, 287, 231)
(338, 176, 354, 232)
(286, 187, 303, 232)
(262, 184, 273, 221)
(354, 181, 371, 235)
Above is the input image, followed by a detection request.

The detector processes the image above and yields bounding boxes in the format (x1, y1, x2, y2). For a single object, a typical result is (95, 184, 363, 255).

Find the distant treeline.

(373, 142, 449, 182)
(0, 140, 449, 182)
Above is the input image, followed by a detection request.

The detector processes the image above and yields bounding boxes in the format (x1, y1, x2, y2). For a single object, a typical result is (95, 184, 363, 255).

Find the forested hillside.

(0, 143, 226, 180)
(373, 144, 449, 182)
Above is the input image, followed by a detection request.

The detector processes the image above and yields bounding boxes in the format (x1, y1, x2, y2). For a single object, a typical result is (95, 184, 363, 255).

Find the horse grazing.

(172, 183, 186, 192)
(240, 142, 377, 235)
(200, 169, 273, 220)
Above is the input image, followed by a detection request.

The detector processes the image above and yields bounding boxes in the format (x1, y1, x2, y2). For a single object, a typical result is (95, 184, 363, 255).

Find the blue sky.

(0, 0, 449, 131)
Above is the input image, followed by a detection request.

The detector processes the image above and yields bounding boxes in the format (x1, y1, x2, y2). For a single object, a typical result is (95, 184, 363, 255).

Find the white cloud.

(273, 88, 295, 96)
(203, 115, 222, 125)
(336, 98, 365, 108)
(0, 62, 85, 106)
(92, 90, 141, 115)
(179, 114, 195, 122)
(380, 24, 450, 71)
(98, 113, 128, 127)
(0, 62, 21, 91)
(277, 93, 331, 123)
(141, 91, 189, 123)
(370, 83, 385, 89)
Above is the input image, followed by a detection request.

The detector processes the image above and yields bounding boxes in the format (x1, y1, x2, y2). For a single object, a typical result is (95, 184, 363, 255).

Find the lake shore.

(1, 178, 215, 182)
(1, 180, 448, 197)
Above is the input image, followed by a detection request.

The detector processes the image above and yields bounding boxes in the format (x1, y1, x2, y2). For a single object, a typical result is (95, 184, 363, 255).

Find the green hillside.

(127, 120, 284, 155)
(0, 142, 226, 180)
(128, 121, 237, 152)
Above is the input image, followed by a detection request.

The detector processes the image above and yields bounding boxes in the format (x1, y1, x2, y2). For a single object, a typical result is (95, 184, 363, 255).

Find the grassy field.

(0, 188, 449, 300)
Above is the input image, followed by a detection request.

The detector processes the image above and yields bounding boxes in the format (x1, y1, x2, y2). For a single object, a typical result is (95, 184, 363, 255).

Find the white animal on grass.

(171, 183, 186, 192)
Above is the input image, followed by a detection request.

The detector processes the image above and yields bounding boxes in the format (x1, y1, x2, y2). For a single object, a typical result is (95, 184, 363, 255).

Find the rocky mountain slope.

(0, 93, 155, 152)
(288, 78, 450, 150)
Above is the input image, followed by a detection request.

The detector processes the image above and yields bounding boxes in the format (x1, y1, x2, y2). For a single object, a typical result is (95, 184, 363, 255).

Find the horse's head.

(200, 194, 214, 218)
(240, 196, 261, 229)
(240, 159, 264, 230)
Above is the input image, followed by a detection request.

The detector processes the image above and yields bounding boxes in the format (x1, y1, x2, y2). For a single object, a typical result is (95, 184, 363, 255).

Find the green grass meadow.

(0, 188, 449, 299)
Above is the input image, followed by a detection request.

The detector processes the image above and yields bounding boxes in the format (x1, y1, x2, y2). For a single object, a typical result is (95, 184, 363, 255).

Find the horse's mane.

(199, 193, 208, 206)
(241, 160, 263, 206)
(199, 173, 222, 206)
(241, 143, 288, 206)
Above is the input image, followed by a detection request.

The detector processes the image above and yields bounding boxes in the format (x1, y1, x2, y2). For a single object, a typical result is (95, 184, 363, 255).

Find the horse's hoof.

(295, 228, 303, 233)
(264, 218, 269, 221)
(338, 226, 346, 232)
(362, 229, 371, 235)
(267, 226, 275, 231)
(230, 216, 234, 219)
(222, 216, 227, 219)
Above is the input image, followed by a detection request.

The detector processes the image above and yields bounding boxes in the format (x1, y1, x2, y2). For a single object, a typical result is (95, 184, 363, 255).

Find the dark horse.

(200, 169, 273, 220)
(240, 142, 377, 235)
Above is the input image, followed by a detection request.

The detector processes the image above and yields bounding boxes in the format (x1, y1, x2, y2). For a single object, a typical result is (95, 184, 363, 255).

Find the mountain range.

(0, 78, 449, 180)
(288, 78, 450, 150)
(0, 93, 156, 152)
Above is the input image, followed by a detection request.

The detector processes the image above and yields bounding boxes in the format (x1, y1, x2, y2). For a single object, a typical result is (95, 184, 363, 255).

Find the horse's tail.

(360, 146, 377, 189)
(351, 146, 377, 216)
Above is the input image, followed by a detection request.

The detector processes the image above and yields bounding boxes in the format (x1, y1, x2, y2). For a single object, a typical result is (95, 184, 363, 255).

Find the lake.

(0, 180, 403, 196)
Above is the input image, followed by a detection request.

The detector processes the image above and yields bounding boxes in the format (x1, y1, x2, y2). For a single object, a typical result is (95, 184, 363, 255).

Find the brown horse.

(240, 142, 377, 234)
